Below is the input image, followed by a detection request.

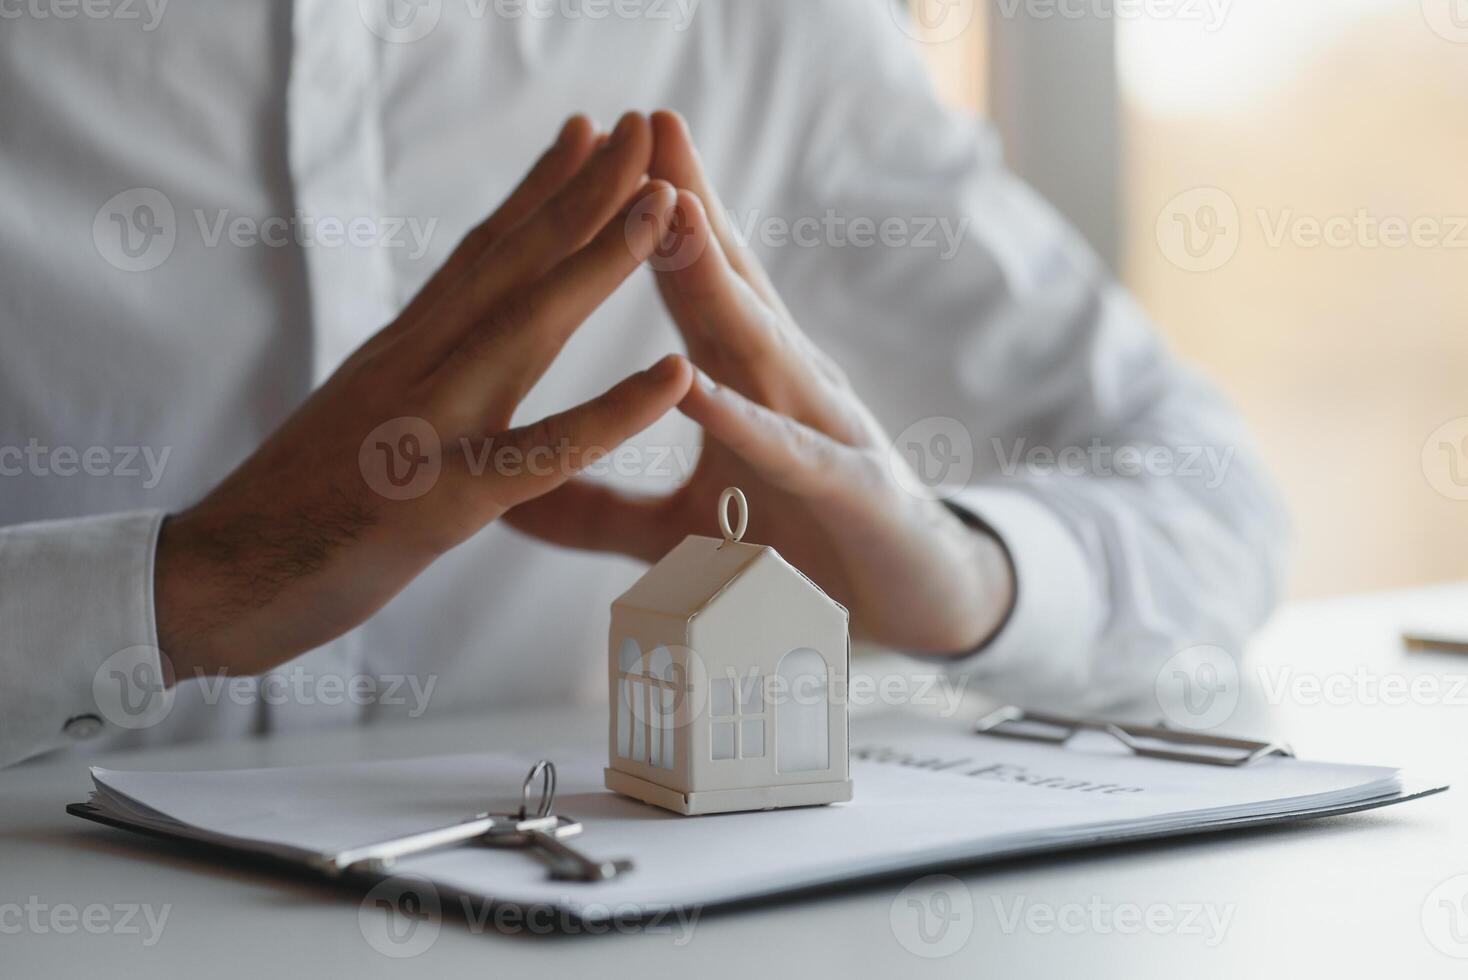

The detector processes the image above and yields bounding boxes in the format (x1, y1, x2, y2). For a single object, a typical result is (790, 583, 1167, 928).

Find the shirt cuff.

(925, 487, 1105, 703)
(0, 510, 166, 768)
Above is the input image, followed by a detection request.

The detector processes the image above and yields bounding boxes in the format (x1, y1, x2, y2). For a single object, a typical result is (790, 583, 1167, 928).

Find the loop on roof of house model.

(718, 487, 748, 544)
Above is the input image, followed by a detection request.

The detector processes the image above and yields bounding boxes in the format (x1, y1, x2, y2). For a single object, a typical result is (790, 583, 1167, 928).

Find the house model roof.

(612, 535, 843, 621)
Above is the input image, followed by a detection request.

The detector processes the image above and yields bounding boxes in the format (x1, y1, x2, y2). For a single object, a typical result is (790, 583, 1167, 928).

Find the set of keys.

(313, 761, 632, 883)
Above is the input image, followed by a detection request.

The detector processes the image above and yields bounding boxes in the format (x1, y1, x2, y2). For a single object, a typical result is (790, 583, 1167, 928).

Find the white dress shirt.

(0, 0, 1287, 768)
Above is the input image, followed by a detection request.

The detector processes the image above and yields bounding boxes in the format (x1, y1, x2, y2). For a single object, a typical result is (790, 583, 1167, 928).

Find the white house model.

(605, 488, 853, 816)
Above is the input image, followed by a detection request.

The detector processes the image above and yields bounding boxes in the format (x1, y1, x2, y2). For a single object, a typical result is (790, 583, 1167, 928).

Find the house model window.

(709, 670, 765, 761)
(605, 489, 853, 816)
(616, 639, 681, 771)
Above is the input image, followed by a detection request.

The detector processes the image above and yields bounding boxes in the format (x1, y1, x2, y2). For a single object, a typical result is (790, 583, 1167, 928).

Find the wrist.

(154, 514, 201, 683)
(961, 522, 1017, 651)
(935, 503, 1017, 657)
(839, 491, 1017, 656)
(153, 511, 247, 684)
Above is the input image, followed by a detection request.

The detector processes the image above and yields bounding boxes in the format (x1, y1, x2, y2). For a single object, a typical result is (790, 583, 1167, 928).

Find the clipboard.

(65, 708, 1448, 924)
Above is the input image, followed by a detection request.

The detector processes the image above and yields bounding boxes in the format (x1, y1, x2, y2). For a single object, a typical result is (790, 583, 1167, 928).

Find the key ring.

(518, 760, 557, 821)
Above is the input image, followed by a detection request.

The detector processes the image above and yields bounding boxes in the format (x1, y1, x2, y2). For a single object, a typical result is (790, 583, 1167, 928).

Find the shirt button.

(63, 714, 105, 741)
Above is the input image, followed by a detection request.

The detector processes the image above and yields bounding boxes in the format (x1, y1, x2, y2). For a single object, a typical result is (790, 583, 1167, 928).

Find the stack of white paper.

(79, 716, 1428, 919)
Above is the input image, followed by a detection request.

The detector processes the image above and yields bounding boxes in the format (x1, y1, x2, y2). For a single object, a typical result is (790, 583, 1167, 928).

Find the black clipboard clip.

(974, 706, 1294, 768)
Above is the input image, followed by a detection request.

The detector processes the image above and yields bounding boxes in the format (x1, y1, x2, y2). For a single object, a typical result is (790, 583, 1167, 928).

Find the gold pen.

(1403, 633, 1468, 656)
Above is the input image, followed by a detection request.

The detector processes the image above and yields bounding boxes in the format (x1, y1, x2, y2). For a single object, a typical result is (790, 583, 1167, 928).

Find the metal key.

(317, 760, 563, 876)
(483, 816, 634, 882)
(319, 811, 564, 876)
(317, 812, 504, 875)
(313, 761, 631, 882)
(480, 760, 633, 882)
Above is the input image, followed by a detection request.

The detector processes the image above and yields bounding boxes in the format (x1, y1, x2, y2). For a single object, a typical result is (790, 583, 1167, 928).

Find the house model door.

(776, 648, 830, 773)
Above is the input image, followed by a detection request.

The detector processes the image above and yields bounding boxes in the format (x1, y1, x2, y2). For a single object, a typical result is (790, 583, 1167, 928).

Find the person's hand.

(506, 111, 1014, 656)
(156, 112, 693, 681)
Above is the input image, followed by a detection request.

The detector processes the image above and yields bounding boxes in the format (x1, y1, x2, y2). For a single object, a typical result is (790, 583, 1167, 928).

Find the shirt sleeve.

(756, 0, 1290, 711)
(0, 510, 166, 768)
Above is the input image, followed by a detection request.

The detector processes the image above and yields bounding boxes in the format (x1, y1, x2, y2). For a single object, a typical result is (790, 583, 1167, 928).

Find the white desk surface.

(4, 583, 1466, 978)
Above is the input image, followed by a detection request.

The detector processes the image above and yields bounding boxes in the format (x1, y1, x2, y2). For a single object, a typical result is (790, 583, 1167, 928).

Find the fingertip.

(613, 110, 652, 153)
(638, 354, 693, 405)
(666, 352, 692, 381)
(690, 361, 718, 392)
(673, 187, 717, 248)
(597, 355, 693, 443)
(611, 110, 640, 137)
(657, 187, 728, 288)
(675, 363, 722, 417)
(651, 109, 690, 140)
(650, 109, 696, 181)
(560, 113, 595, 148)
(640, 179, 679, 222)
(673, 187, 706, 222)
(615, 180, 680, 267)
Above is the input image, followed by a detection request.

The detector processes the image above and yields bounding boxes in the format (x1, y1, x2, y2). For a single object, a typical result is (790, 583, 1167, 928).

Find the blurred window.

(908, 0, 1468, 596)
